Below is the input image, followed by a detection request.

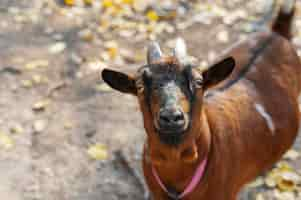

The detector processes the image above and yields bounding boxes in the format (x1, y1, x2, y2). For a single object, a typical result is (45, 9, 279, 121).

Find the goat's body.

(204, 31, 301, 198)
(143, 31, 301, 199)
(132, 0, 301, 199)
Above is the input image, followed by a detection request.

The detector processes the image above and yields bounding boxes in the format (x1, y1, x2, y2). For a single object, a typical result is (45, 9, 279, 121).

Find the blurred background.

(0, 0, 301, 199)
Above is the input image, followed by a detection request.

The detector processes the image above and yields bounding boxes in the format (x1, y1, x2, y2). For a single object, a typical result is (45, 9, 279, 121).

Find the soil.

(0, 0, 301, 200)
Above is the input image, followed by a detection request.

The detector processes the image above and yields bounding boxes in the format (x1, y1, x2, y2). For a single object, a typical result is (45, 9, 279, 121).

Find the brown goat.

(101, 0, 301, 199)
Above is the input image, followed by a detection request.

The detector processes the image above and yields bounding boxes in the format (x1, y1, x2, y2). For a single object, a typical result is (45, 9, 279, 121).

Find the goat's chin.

(157, 131, 186, 146)
(154, 126, 189, 146)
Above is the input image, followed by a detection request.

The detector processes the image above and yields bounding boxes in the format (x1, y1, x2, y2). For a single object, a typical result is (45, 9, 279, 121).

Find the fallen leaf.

(107, 47, 118, 59)
(78, 29, 94, 42)
(277, 178, 296, 192)
(32, 74, 43, 84)
(83, 0, 93, 5)
(265, 174, 277, 188)
(33, 120, 48, 133)
(133, 0, 151, 12)
(255, 193, 265, 200)
(283, 149, 300, 161)
(95, 83, 112, 92)
(103, 0, 114, 8)
(0, 132, 14, 150)
(264, 161, 300, 192)
(10, 124, 24, 134)
(63, 121, 73, 130)
(64, 0, 75, 6)
(25, 60, 49, 70)
(122, 0, 134, 5)
(217, 30, 229, 43)
(87, 144, 108, 160)
(21, 79, 34, 88)
(86, 59, 107, 71)
(274, 190, 296, 200)
(146, 10, 159, 22)
(32, 99, 51, 111)
(104, 41, 118, 59)
(48, 42, 67, 54)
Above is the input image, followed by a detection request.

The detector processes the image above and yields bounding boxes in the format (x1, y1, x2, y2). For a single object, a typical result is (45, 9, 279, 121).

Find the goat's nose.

(159, 108, 185, 128)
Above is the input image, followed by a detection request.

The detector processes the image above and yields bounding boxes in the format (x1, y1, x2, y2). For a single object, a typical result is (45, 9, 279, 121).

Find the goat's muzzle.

(155, 107, 189, 145)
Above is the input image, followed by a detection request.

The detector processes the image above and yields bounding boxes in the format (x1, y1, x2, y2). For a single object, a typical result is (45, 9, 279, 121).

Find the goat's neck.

(146, 109, 212, 192)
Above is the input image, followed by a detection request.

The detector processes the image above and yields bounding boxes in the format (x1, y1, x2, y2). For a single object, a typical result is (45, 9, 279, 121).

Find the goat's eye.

(136, 78, 145, 94)
(137, 84, 144, 93)
(194, 78, 203, 88)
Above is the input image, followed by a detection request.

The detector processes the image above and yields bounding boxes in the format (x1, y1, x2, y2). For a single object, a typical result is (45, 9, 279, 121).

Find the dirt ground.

(1, 0, 301, 200)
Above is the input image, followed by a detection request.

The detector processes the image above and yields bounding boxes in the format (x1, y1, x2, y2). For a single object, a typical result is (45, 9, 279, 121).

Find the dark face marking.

(139, 61, 198, 145)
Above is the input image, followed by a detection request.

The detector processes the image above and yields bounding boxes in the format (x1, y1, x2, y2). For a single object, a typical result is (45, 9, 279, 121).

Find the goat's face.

(102, 39, 235, 146)
(136, 59, 194, 145)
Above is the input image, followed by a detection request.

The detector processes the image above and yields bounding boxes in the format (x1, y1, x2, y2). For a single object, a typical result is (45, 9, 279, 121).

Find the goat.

(101, 0, 301, 199)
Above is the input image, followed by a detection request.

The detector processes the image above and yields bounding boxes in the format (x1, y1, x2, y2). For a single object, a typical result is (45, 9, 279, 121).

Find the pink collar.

(151, 157, 208, 199)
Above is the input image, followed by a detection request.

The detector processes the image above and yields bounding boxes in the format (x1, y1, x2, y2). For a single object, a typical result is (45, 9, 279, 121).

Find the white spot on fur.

(254, 103, 275, 134)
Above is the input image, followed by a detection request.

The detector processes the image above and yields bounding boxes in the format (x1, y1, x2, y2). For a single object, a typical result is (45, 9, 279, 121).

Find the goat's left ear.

(202, 57, 235, 89)
(101, 69, 137, 95)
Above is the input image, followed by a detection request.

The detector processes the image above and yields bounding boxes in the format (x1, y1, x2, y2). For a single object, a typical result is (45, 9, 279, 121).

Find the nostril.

(160, 115, 171, 123)
(159, 109, 184, 126)
(173, 112, 184, 122)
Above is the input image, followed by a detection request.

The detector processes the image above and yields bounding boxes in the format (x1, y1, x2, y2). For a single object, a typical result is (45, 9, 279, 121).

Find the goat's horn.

(147, 41, 162, 64)
(173, 37, 187, 63)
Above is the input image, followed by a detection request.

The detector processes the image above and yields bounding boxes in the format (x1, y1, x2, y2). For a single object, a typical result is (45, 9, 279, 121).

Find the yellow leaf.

(78, 29, 94, 42)
(277, 178, 296, 192)
(64, 0, 75, 6)
(95, 83, 112, 92)
(83, 0, 93, 5)
(32, 74, 42, 84)
(104, 40, 118, 59)
(25, 60, 49, 70)
(99, 19, 110, 29)
(146, 10, 159, 22)
(277, 161, 294, 172)
(103, 0, 114, 8)
(122, 0, 134, 5)
(108, 47, 118, 59)
(21, 79, 33, 88)
(134, 52, 144, 62)
(0, 132, 14, 150)
(10, 124, 24, 134)
(107, 5, 123, 17)
(63, 121, 73, 130)
(87, 144, 108, 160)
(33, 99, 50, 111)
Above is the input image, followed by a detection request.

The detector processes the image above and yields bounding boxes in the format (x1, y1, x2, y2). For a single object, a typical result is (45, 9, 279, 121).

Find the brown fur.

(142, 3, 301, 200)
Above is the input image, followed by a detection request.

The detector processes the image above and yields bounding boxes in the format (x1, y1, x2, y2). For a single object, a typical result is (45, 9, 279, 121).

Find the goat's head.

(102, 38, 235, 158)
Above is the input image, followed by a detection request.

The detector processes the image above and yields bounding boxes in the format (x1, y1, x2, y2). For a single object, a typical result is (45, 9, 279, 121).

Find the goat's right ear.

(101, 69, 137, 95)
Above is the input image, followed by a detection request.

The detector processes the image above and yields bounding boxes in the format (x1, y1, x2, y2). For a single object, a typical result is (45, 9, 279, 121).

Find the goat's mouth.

(156, 124, 188, 135)
(154, 115, 190, 145)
